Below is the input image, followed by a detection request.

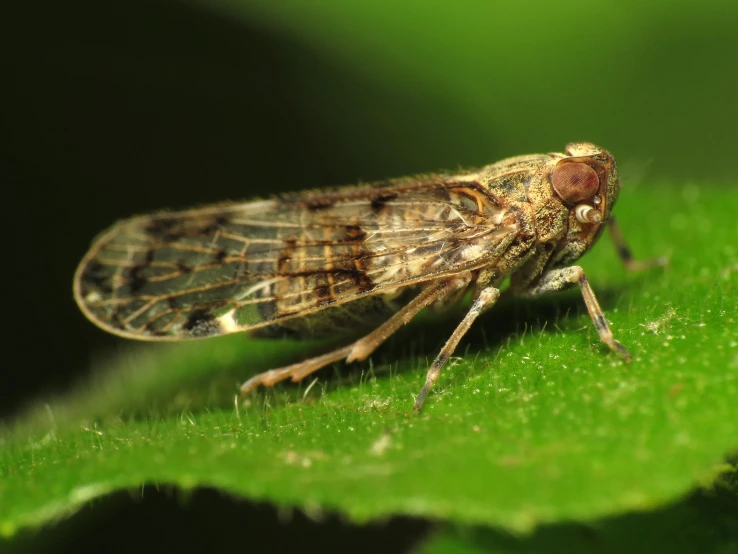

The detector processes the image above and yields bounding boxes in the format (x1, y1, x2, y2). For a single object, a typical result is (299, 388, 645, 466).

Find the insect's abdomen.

(254, 287, 419, 338)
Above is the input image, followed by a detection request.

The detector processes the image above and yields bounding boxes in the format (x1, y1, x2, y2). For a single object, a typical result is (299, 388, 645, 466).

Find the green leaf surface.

(1, 184, 737, 537)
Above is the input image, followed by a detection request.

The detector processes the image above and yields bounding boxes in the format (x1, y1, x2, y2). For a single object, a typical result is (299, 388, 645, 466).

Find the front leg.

(515, 266, 631, 360)
(608, 216, 669, 272)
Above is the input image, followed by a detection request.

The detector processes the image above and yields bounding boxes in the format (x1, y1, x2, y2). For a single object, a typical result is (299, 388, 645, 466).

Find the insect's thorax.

(474, 149, 613, 290)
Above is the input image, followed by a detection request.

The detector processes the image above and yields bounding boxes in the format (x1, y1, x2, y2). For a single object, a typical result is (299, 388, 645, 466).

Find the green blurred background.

(3, 0, 737, 551)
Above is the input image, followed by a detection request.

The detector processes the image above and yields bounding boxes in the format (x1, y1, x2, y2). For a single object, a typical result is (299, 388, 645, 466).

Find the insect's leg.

(608, 216, 668, 272)
(240, 345, 355, 393)
(414, 286, 500, 412)
(240, 277, 469, 395)
(517, 266, 631, 360)
(346, 276, 471, 364)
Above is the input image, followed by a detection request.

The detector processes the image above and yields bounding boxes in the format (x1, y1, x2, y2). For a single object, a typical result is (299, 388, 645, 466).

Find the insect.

(74, 142, 663, 411)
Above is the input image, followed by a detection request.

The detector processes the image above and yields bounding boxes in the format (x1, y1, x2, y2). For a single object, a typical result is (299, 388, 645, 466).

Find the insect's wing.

(74, 180, 519, 340)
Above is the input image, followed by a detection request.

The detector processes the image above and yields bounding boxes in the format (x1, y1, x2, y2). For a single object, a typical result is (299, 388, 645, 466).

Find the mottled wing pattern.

(74, 179, 519, 340)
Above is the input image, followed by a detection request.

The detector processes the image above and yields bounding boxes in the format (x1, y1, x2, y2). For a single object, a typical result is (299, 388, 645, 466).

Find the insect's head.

(550, 142, 620, 226)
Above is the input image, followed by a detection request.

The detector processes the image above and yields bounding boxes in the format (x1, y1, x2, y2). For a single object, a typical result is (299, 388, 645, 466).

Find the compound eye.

(551, 162, 599, 203)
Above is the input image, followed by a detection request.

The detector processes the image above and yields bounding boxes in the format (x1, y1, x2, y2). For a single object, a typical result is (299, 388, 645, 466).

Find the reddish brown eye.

(551, 162, 600, 203)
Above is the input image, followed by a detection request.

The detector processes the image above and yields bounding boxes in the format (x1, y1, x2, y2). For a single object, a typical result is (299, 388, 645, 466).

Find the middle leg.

(414, 285, 501, 412)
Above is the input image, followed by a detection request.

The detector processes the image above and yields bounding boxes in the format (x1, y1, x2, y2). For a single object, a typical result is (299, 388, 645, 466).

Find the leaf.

(1, 183, 737, 539)
(418, 466, 738, 554)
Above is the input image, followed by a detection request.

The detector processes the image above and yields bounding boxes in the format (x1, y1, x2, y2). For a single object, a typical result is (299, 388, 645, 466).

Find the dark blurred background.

(3, 0, 737, 550)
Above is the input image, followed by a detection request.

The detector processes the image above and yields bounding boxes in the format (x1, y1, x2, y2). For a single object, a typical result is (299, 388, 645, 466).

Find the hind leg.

(240, 276, 469, 394)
